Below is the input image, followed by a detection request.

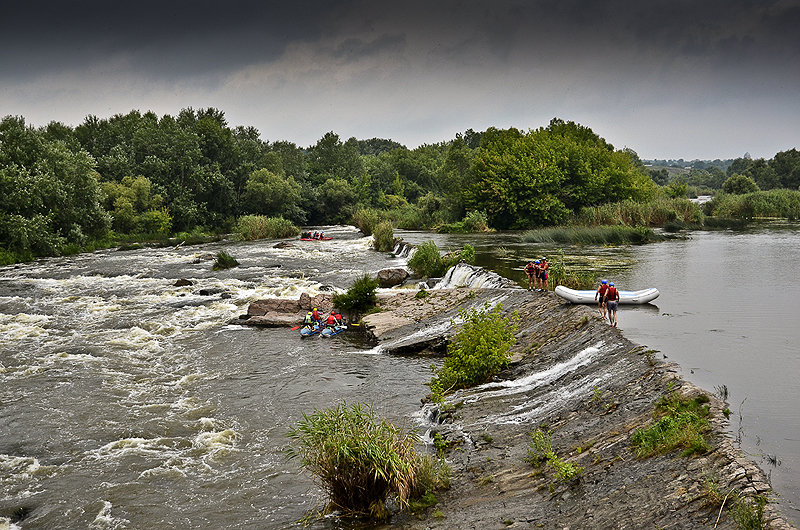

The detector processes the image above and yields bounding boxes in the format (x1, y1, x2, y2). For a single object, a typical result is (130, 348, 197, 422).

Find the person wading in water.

(524, 261, 536, 291)
(595, 279, 609, 319)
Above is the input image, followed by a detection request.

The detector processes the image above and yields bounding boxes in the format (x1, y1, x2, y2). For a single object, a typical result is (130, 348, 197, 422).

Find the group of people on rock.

(594, 279, 620, 327)
(301, 231, 326, 240)
(302, 307, 344, 329)
(524, 257, 549, 291)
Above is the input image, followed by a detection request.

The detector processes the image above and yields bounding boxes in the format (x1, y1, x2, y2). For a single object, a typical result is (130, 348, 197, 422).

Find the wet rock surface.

(368, 288, 793, 529)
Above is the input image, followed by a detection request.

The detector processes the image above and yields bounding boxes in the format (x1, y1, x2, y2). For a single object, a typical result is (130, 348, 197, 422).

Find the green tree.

(318, 178, 358, 224)
(242, 169, 303, 222)
(722, 174, 760, 194)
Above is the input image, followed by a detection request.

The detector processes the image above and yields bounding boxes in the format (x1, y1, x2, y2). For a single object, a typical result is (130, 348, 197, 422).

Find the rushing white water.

(434, 262, 516, 290)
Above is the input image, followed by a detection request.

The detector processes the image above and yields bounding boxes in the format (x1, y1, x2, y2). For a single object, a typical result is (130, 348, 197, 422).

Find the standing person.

(312, 307, 321, 324)
(595, 280, 609, 318)
(524, 261, 536, 291)
(606, 282, 620, 327)
(540, 257, 550, 291)
(533, 260, 542, 290)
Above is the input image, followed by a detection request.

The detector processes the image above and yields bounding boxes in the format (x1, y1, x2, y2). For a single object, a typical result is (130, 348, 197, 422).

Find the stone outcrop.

(359, 287, 793, 529)
(238, 293, 335, 327)
(375, 267, 409, 288)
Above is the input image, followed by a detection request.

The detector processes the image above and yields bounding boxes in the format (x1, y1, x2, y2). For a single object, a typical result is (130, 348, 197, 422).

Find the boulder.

(240, 312, 302, 327)
(248, 298, 301, 316)
(174, 278, 193, 287)
(376, 268, 409, 288)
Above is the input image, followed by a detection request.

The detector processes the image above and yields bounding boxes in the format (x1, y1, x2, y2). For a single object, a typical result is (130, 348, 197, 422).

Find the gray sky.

(2, 0, 799, 159)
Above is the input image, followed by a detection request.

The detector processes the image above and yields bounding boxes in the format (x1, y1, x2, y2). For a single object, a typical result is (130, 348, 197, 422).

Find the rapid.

(0, 227, 433, 528)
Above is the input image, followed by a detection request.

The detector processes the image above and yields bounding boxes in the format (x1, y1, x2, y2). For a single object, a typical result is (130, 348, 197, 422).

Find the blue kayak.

(320, 326, 347, 338)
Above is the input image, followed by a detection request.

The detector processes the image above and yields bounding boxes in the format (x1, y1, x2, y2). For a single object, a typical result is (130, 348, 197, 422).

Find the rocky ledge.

(362, 287, 794, 529)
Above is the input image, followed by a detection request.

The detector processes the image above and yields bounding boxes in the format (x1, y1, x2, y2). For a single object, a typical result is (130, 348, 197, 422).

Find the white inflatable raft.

(554, 285, 660, 305)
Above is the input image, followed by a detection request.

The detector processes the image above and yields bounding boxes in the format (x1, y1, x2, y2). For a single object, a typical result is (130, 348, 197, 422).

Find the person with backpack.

(606, 282, 620, 327)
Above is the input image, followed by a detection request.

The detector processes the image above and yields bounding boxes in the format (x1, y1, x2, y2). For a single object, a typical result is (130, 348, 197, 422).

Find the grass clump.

(704, 189, 800, 220)
(522, 225, 660, 245)
(407, 241, 476, 278)
(429, 302, 518, 402)
(287, 401, 449, 521)
(731, 494, 768, 529)
(630, 392, 711, 458)
(576, 197, 703, 227)
(235, 215, 299, 240)
(212, 251, 239, 270)
(332, 274, 378, 320)
(525, 428, 584, 483)
(545, 249, 596, 290)
(372, 220, 394, 251)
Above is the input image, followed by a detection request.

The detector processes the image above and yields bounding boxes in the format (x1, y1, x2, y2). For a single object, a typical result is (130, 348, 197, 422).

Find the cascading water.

(434, 262, 517, 290)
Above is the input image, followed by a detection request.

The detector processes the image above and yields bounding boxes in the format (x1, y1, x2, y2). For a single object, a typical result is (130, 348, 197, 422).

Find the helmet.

(535, 260, 540, 264)
(313, 307, 317, 311)
(330, 310, 335, 314)
(601, 280, 607, 284)
(609, 282, 615, 286)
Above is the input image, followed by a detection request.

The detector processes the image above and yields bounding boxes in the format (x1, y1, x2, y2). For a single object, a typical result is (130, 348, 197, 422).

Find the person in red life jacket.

(312, 307, 321, 324)
(595, 279, 609, 318)
(326, 311, 337, 328)
(539, 257, 549, 291)
(334, 311, 343, 326)
(533, 260, 543, 290)
(606, 282, 620, 327)
(524, 261, 536, 290)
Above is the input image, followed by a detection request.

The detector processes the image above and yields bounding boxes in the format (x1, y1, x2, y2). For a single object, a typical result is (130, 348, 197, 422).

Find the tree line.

(2, 109, 799, 263)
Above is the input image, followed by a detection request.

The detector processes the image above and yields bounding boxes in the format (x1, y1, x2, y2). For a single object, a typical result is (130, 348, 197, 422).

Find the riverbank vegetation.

(331, 275, 378, 320)
(3, 110, 799, 265)
(407, 241, 476, 278)
(429, 303, 518, 403)
(522, 225, 660, 245)
(630, 392, 711, 458)
(234, 215, 299, 241)
(287, 401, 450, 521)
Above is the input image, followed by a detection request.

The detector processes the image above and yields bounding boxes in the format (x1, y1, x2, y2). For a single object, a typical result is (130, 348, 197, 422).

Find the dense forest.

(2, 109, 800, 263)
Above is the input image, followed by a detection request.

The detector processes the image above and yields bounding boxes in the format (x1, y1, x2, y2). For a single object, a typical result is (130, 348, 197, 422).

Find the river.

(398, 222, 800, 519)
(1, 223, 798, 527)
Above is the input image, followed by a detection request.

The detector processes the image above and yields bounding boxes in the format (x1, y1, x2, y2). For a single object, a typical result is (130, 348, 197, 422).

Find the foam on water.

(88, 500, 129, 530)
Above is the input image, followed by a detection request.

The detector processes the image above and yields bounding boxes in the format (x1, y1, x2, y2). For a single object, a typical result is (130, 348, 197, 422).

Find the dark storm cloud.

(0, 0, 347, 79)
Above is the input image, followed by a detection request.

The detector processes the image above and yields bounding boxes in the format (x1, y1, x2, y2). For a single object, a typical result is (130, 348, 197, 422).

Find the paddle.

(290, 325, 301, 331)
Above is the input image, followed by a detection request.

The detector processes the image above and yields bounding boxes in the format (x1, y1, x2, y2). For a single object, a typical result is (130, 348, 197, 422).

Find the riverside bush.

(576, 197, 702, 227)
(630, 392, 711, 458)
(352, 207, 382, 236)
(525, 428, 584, 482)
(235, 215, 299, 240)
(372, 220, 394, 251)
(704, 189, 800, 219)
(286, 401, 449, 520)
(437, 210, 490, 233)
(332, 274, 378, 318)
(429, 303, 518, 402)
(408, 241, 475, 278)
(212, 251, 239, 270)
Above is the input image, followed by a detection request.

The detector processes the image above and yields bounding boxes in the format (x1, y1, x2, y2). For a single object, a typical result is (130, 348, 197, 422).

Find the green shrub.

(544, 249, 595, 290)
(352, 207, 382, 236)
(408, 241, 445, 277)
(235, 215, 299, 240)
(372, 220, 394, 252)
(443, 244, 475, 270)
(212, 251, 239, 270)
(429, 303, 518, 402)
(286, 401, 448, 520)
(437, 211, 490, 233)
(525, 428, 584, 482)
(332, 274, 379, 318)
(730, 494, 767, 530)
(630, 392, 711, 458)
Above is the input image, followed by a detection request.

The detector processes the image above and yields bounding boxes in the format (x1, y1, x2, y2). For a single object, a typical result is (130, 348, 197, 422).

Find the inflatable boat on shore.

(555, 285, 660, 305)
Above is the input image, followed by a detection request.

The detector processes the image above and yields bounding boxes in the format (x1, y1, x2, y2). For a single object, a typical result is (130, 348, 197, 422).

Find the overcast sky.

(2, 0, 799, 159)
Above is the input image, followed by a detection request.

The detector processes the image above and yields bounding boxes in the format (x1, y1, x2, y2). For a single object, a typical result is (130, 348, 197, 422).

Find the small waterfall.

(434, 263, 516, 290)
(392, 241, 415, 259)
